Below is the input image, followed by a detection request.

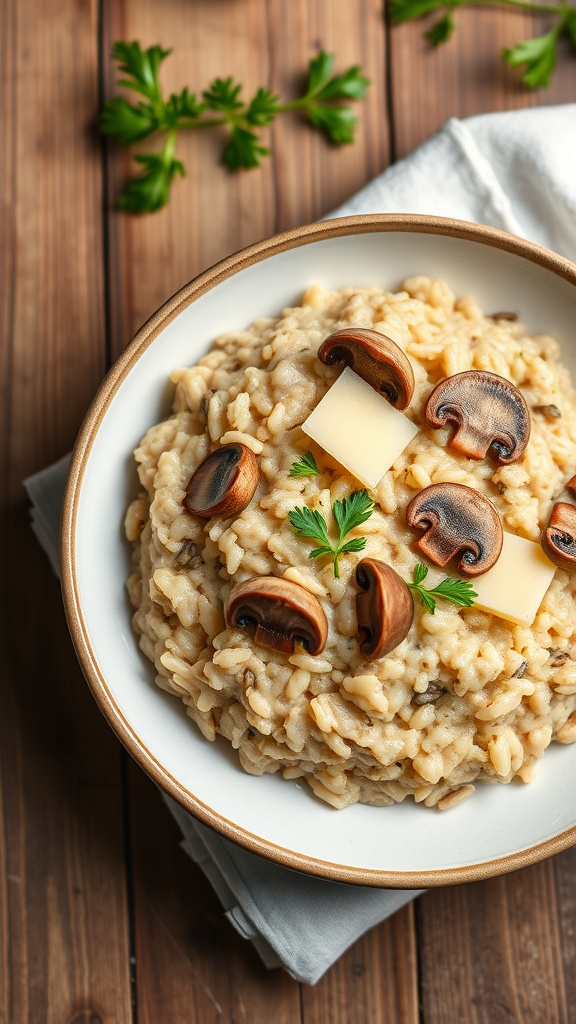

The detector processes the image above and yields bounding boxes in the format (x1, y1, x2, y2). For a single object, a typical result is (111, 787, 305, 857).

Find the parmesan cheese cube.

(302, 366, 418, 489)
(469, 531, 556, 627)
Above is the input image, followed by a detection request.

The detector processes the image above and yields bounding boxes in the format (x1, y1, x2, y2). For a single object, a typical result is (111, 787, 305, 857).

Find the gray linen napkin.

(25, 103, 576, 984)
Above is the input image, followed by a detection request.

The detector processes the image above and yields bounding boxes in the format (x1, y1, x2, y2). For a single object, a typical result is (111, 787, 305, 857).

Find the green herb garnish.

(101, 42, 370, 213)
(390, 0, 576, 89)
(289, 451, 321, 478)
(408, 562, 477, 614)
(289, 489, 375, 578)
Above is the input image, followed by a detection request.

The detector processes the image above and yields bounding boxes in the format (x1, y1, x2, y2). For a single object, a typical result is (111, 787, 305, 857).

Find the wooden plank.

(0, 0, 133, 1020)
(389, 6, 573, 159)
(301, 901, 420, 1024)
(553, 846, 576, 1013)
(389, 11, 575, 1024)
(418, 862, 570, 1023)
(128, 763, 302, 1024)
(101, 2, 418, 1019)
(265, 0, 390, 232)
(103, 0, 390, 356)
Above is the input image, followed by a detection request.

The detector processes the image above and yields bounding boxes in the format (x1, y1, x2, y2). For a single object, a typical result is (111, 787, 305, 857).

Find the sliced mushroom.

(541, 502, 576, 572)
(355, 558, 414, 659)
(548, 649, 570, 667)
(225, 576, 328, 655)
(533, 404, 561, 421)
(184, 442, 258, 519)
(424, 370, 530, 464)
(318, 328, 414, 409)
(413, 682, 447, 705)
(406, 482, 503, 577)
(489, 311, 519, 322)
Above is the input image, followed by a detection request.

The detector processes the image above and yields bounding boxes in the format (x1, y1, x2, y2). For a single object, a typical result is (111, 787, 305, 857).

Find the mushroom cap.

(318, 328, 415, 409)
(355, 558, 414, 659)
(406, 482, 503, 577)
(225, 576, 328, 655)
(424, 370, 531, 464)
(184, 442, 259, 519)
(542, 502, 576, 572)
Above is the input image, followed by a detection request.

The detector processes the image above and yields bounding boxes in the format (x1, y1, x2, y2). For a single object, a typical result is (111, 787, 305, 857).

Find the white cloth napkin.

(25, 103, 576, 985)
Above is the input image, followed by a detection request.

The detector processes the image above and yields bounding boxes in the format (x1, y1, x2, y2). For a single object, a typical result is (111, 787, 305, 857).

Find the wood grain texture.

(103, 0, 390, 355)
(128, 763, 302, 1024)
(301, 902, 420, 1024)
(3, 0, 576, 1019)
(390, 6, 574, 158)
(0, 0, 132, 1021)
(418, 861, 571, 1023)
(389, 10, 576, 1024)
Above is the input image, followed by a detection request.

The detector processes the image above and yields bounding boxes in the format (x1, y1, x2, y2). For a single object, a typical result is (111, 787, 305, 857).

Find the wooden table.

(2, 1, 575, 1020)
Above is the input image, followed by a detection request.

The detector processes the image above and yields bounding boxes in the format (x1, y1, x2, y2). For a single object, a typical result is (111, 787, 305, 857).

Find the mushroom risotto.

(125, 277, 576, 810)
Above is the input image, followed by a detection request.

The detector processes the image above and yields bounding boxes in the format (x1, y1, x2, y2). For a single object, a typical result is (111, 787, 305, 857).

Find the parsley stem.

(176, 117, 228, 129)
(163, 129, 177, 164)
(273, 98, 315, 113)
(104, 44, 370, 212)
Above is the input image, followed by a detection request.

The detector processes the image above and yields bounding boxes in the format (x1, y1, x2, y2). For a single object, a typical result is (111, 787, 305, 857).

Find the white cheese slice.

(302, 366, 418, 489)
(469, 531, 556, 627)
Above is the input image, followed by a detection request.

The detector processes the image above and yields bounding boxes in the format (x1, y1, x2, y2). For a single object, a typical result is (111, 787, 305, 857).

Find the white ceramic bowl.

(62, 214, 576, 887)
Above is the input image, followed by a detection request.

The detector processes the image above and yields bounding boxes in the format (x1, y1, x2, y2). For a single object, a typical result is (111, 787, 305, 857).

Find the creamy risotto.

(125, 278, 576, 810)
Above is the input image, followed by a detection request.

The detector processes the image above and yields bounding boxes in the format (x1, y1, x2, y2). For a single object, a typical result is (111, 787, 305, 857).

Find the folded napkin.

(26, 103, 576, 985)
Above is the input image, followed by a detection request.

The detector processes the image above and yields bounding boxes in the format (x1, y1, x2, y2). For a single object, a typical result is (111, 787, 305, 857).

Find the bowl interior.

(68, 221, 576, 885)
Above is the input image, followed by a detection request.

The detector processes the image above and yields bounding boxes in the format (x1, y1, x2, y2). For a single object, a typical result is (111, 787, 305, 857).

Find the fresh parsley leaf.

(203, 76, 244, 112)
(408, 563, 477, 614)
(100, 96, 159, 144)
(118, 148, 185, 213)
(416, 588, 437, 615)
(390, 0, 452, 26)
(338, 537, 368, 554)
(431, 577, 478, 606)
(307, 104, 358, 145)
(223, 125, 269, 170)
(289, 505, 331, 545)
(312, 65, 370, 101)
(289, 489, 374, 578)
(301, 52, 368, 144)
(289, 451, 321, 477)
(166, 87, 203, 122)
(308, 545, 333, 559)
(413, 562, 428, 586)
(503, 27, 560, 88)
(306, 52, 336, 96)
(332, 490, 375, 539)
(246, 87, 280, 126)
(112, 41, 170, 105)
(426, 12, 455, 45)
(103, 42, 370, 212)
(391, 0, 572, 89)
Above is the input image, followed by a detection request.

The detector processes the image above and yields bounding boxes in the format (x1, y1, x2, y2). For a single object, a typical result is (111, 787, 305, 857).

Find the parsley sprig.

(289, 490, 374, 579)
(390, 0, 576, 88)
(101, 42, 370, 213)
(408, 562, 477, 614)
(289, 451, 321, 478)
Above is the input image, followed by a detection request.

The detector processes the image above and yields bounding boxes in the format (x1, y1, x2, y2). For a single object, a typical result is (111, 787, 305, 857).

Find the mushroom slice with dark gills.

(355, 558, 414, 659)
(406, 482, 503, 577)
(542, 502, 576, 572)
(225, 576, 328, 655)
(424, 370, 531, 464)
(318, 328, 415, 409)
(184, 442, 259, 519)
